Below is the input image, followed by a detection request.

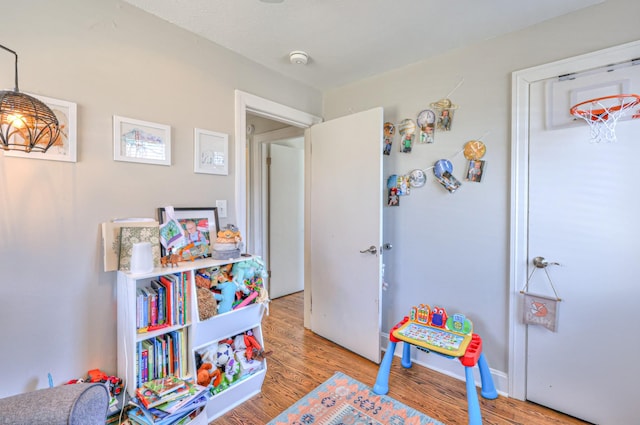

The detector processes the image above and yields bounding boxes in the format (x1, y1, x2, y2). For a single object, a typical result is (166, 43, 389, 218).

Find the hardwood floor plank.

(211, 292, 589, 425)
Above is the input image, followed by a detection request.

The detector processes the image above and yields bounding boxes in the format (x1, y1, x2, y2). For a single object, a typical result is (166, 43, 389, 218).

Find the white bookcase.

(116, 256, 267, 422)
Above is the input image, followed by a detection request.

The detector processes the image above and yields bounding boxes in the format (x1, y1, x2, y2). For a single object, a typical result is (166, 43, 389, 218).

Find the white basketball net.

(571, 95, 640, 142)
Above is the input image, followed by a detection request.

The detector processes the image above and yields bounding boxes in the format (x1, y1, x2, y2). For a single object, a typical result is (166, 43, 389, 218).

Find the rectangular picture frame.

(157, 207, 220, 258)
(194, 128, 229, 175)
(113, 115, 171, 166)
(5, 94, 77, 162)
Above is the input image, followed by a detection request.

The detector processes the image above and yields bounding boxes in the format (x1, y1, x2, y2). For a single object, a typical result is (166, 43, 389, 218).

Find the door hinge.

(266, 156, 271, 166)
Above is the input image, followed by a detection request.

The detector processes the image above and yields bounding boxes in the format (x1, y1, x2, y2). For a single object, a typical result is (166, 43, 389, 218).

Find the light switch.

(216, 200, 227, 218)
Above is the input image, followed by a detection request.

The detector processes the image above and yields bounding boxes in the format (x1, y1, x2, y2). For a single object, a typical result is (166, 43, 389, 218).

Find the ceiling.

(123, 0, 604, 91)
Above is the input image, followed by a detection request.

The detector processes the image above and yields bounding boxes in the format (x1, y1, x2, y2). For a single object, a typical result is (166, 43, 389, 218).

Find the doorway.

(234, 90, 322, 327)
(510, 40, 640, 424)
(235, 92, 385, 363)
(247, 116, 305, 299)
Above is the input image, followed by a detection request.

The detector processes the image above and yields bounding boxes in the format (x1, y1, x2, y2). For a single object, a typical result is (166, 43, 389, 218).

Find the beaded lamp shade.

(0, 44, 60, 153)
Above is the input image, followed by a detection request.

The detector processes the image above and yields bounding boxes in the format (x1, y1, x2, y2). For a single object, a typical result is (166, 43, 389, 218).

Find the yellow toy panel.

(392, 321, 472, 357)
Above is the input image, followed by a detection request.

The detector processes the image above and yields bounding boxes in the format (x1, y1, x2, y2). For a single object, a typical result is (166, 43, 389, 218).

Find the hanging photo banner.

(430, 98, 458, 131)
(416, 109, 436, 144)
(397, 119, 416, 153)
(522, 292, 560, 332)
(383, 122, 395, 155)
(433, 159, 461, 193)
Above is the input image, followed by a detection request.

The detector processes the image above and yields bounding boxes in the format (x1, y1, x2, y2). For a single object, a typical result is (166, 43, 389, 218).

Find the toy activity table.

(373, 305, 497, 425)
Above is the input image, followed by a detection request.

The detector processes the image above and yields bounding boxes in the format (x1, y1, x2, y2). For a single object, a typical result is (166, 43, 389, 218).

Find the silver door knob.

(360, 245, 378, 254)
(533, 256, 560, 268)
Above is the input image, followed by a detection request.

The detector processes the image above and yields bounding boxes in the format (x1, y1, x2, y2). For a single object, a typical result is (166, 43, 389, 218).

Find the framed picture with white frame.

(194, 128, 229, 175)
(113, 115, 171, 166)
(5, 94, 78, 162)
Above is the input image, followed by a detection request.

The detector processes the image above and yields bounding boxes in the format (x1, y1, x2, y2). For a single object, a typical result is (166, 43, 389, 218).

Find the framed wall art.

(194, 128, 229, 175)
(157, 207, 220, 258)
(5, 94, 78, 162)
(113, 115, 171, 166)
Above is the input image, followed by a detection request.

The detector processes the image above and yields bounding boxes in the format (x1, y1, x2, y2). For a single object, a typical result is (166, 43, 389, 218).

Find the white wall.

(0, 0, 321, 397)
(323, 0, 640, 377)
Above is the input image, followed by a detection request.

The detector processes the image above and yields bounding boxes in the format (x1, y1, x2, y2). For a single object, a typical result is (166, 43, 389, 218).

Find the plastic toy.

(373, 304, 497, 425)
(161, 248, 180, 268)
(429, 305, 448, 328)
(87, 368, 108, 383)
(233, 291, 258, 310)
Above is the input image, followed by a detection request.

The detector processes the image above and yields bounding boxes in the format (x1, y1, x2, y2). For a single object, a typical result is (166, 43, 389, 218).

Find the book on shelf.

(141, 340, 155, 385)
(135, 385, 183, 410)
(143, 375, 186, 397)
(127, 403, 205, 425)
(135, 379, 206, 411)
(150, 280, 166, 325)
(128, 382, 208, 425)
(137, 282, 171, 333)
(151, 381, 208, 415)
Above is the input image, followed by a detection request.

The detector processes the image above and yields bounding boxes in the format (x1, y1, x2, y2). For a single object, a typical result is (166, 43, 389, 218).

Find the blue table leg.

(373, 341, 396, 395)
(464, 366, 482, 425)
(477, 353, 498, 399)
(401, 342, 412, 369)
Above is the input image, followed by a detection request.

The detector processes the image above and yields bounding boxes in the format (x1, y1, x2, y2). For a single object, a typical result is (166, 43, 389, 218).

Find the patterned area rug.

(267, 371, 445, 425)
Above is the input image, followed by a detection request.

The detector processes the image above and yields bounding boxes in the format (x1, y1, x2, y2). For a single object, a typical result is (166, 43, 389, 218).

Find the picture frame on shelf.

(5, 94, 78, 162)
(194, 128, 229, 175)
(113, 115, 171, 166)
(157, 207, 219, 258)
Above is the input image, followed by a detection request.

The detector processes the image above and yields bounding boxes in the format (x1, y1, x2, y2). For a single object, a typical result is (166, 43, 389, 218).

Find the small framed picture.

(157, 207, 220, 258)
(194, 128, 229, 175)
(466, 160, 486, 182)
(5, 94, 78, 162)
(113, 115, 171, 166)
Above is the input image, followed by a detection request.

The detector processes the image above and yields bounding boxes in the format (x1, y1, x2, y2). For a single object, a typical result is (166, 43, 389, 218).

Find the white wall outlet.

(216, 200, 227, 218)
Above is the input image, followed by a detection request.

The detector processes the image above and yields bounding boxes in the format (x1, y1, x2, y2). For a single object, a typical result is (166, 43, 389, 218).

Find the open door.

(309, 107, 384, 363)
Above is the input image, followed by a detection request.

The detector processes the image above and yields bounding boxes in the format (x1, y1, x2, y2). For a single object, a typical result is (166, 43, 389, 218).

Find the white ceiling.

(123, 0, 604, 91)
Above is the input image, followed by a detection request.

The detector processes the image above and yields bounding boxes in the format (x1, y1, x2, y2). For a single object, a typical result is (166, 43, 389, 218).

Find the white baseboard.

(381, 335, 509, 397)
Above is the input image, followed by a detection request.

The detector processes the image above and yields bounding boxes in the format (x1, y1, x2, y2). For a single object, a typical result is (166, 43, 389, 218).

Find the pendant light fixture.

(0, 44, 60, 153)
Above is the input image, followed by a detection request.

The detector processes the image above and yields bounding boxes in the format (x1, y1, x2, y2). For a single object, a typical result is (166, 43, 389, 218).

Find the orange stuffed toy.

(197, 363, 221, 387)
(243, 330, 263, 361)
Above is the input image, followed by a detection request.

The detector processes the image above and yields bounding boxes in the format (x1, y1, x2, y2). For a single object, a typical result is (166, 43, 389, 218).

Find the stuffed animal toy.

(243, 330, 263, 361)
(211, 264, 232, 285)
(196, 286, 218, 320)
(197, 363, 221, 387)
(213, 275, 237, 314)
(195, 270, 212, 289)
(231, 261, 255, 295)
(216, 342, 239, 384)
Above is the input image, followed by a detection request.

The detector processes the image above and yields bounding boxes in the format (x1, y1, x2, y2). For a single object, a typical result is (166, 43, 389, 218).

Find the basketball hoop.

(569, 94, 640, 142)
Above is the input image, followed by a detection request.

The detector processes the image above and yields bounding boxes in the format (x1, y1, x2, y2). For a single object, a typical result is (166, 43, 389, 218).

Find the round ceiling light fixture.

(289, 50, 309, 65)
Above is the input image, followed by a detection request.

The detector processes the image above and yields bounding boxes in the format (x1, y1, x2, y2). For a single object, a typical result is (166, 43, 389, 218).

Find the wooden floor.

(212, 292, 588, 425)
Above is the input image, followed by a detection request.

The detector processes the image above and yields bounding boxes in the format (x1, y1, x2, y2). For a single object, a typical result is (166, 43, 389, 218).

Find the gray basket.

(212, 249, 241, 260)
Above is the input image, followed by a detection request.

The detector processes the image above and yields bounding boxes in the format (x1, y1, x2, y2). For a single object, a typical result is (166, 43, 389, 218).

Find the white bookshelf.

(116, 256, 267, 422)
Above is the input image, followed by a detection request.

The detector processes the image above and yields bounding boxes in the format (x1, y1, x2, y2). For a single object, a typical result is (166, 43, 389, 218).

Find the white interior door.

(526, 66, 640, 424)
(309, 107, 383, 363)
(269, 142, 304, 298)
